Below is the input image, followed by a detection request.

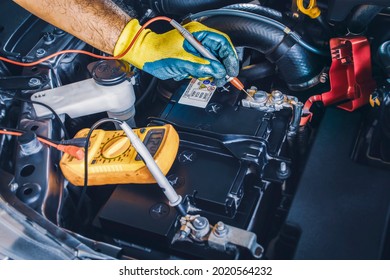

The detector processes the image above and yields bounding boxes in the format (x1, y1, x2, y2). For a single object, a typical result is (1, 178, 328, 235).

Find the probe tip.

(242, 88, 254, 100)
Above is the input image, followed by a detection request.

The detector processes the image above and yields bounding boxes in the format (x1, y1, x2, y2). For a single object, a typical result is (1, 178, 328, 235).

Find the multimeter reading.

(60, 124, 179, 186)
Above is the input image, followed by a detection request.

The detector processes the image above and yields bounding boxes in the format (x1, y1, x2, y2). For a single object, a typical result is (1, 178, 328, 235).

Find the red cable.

(0, 16, 172, 67)
(0, 129, 58, 147)
(115, 16, 171, 60)
(300, 94, 323, 126)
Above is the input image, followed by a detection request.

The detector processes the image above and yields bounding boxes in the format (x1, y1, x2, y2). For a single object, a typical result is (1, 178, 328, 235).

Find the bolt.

(193, 216, 208, 230)
(271, 90, 283, 98)
(271, 90, 284, 103)
(292, 12, 300, 19)
(217, 221, 225, 231)
(215, 221, 228, 237)
(319, 73, 328, 83)
(0, 109, 6, 119)
(28, 78, 42, 87)
(9, 183, 18, 192)
(280, 162, 287, 173)
(36, 48, 46, 58)
(53, 28, 65, 36)
(18, 131, 43, 156)
(277, 161, 290, 179)
(43, 32, 55, 44)
(253, 90, 268, 103)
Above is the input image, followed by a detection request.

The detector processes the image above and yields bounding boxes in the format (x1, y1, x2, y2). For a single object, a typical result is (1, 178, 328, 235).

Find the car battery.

(94, 79, 293, 249)
(94, 135, 261, 246)
(158, 79, 292, 155)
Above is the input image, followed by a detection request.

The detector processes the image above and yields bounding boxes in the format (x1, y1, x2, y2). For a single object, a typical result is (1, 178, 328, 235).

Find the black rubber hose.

(135, 76, 158, 107)
(239, 62, 276, 81)
(201, 16, 323, 91)
(348, 5, 384, 34)
(378, 41, 390, 77)
(190, 9, 328, 56)
(148, 0, 251, 16)
(223, 3, 283, 21)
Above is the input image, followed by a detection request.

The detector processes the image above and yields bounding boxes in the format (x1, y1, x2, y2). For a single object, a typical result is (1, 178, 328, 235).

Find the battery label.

(178, 78, 217, 108)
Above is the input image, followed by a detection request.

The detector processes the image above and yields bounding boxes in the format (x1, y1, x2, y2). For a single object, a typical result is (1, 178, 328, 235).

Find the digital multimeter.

(60, 124, 179, 186)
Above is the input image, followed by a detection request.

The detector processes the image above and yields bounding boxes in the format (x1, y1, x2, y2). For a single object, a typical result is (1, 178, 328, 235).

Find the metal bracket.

(208, 222, 264, 259)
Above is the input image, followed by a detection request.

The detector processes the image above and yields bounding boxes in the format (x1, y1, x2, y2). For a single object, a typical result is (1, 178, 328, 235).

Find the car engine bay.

(0, 0, 390, 260)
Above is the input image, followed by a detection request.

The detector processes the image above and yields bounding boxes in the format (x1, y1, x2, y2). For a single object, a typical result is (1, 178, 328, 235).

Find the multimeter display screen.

(136, 129, 165, 161)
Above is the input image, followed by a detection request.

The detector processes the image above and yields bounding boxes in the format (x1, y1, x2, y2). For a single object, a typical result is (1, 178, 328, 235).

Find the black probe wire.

(1, 91, 70, 139)
(75, 117, 123, 219)
(135, 76, 158, 107)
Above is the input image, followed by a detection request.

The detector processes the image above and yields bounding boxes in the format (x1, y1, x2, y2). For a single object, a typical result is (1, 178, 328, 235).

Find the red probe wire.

(0, 129, 84, 160)
(0, 16, 172, 67)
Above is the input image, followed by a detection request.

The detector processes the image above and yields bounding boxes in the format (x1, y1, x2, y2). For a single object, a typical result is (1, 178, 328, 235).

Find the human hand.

(114, 20, 239, 87)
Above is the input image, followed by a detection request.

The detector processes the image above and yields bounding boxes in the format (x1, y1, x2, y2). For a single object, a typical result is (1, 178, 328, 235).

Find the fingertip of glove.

(223, 55, 240, 78)
(173, 73, 189, 81)
(214, 78, 227, 88)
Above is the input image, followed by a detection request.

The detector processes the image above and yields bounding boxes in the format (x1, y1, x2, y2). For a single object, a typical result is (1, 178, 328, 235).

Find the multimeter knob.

(101, 136, 131, 158)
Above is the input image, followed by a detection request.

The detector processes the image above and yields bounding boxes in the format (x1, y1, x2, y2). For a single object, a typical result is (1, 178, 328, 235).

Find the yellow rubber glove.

(114, 19, 239, 87)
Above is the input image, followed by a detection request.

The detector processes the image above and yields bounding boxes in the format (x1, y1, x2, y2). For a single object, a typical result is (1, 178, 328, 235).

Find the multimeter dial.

(101, 136, 131, 159)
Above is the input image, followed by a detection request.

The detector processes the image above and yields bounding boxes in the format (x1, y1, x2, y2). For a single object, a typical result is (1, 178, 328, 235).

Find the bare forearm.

(13, 0, 131, 54)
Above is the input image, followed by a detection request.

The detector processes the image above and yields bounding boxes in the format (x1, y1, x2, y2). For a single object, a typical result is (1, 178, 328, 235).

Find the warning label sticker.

(178, 78, 217, 108)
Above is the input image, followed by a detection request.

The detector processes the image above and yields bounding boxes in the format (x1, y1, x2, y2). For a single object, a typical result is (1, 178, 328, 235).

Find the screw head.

(271, 90, 284, 103)
(193, 217, 208, 230)
(43, 32, 55, 44)
(53, 28, 65, 36)
(217, 221, 225, 231)
(292, 12, 300, 19)
(277, 161, 291, 179)
(215, 221, 227, 237)
(36, 48, 46, 58)
(253, 91, 268, 103)
(28, 78, 41, 87)
(9, 183, 18, 192)
(319, 73, 328, 83)
(280, 162, 287, 173)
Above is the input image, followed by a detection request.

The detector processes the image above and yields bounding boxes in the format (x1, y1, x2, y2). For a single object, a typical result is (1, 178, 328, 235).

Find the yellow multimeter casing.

(60, 124, 179, 186)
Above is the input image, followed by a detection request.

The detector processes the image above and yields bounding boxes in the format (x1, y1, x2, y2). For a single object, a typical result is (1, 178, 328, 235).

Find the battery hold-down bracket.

(301, 37, 377, 126)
